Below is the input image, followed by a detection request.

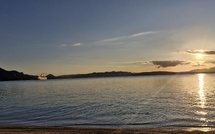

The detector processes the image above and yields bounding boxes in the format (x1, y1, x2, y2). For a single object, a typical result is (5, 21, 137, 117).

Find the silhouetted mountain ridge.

(46, 74, 56, 79)
(56, 67, 215, 79)
(56, 71, 178, 79)
(1, 66, 215, 81)
(0, 67, 36, 81)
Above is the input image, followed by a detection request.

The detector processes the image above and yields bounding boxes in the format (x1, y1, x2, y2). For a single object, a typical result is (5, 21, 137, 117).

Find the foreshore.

(0, 127, 215, 134)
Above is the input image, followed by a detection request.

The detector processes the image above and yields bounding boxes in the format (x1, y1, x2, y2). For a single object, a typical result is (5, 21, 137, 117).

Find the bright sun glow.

(196, 53, 204, 59)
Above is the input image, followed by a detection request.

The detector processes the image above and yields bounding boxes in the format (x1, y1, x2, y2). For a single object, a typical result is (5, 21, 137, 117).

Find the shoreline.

(0, 127, 215, 134)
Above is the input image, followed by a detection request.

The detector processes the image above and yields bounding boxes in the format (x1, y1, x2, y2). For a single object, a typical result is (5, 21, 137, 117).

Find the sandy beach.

(0, 127, 215, 134)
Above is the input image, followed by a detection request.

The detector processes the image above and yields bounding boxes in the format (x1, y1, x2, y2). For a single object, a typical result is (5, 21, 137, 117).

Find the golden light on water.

(198, 74, 205, 108)
(197, 74, 209, 131)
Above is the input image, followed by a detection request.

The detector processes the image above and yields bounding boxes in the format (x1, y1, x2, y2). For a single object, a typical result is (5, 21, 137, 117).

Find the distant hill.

(46, 74, 56, 79)
(57, 71, 133, 79)
(56, 67, 215, 79)
(0, 67, 37, 81)
(1, 66, 215, 81)
(190, 66, 215, 73)
(56, 71, 178, 79)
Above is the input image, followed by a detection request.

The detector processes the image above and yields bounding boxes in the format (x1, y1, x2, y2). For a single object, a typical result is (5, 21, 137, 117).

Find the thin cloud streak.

(98, 31, 158, 43)
(130, 31, 158, 37)
(185, 50, 215, 55)
(60, 43, 82, 47)
(99, 36, 126, 42)
(60, 31, 159, 47)
(119, 61, 148, 66)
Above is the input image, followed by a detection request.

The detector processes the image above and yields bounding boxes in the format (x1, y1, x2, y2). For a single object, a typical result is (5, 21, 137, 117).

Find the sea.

(0, 74, 215, 131)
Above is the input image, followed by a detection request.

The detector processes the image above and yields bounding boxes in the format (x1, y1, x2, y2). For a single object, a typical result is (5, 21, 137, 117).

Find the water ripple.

(0, 75, 215, 128)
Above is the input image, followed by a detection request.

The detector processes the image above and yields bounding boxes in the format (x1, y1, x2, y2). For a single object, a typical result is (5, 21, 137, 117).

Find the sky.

(1, 0, 215, 75)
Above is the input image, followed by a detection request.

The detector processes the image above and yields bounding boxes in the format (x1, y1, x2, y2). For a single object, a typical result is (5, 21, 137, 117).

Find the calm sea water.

(0, 74, 215, 130)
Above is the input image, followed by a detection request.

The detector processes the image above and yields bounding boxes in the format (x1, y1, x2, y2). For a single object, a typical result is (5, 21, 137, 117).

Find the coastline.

(0, 127, 215, 134)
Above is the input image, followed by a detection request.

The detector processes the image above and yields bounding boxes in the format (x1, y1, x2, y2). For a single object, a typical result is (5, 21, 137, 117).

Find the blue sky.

(1, 0, 215, 75)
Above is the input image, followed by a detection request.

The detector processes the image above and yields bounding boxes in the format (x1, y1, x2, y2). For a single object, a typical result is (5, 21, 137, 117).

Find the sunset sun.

(196, 53, 204, 59)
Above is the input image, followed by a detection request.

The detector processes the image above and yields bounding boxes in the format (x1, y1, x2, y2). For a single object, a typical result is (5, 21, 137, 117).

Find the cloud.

(151, 60, 190, 68)
(99, 36, 126, 42)
(73, 43, 82, 46)
(60, 31, 159, 48)
(190, 60, 215, 67)
(185, 50, 215, 55)
(130, 31, 158, 38)
(98, 31, 158, 43)
(61, 43, 82, 47)
(191, 61, 205, 67)
(204, 60, 215, 64)
(118, 60, 190, 68)
(119, 61, 148, 66)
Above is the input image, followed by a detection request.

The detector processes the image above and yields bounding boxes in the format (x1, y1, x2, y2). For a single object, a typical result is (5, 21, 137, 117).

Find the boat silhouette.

(38, 73, 47, 80)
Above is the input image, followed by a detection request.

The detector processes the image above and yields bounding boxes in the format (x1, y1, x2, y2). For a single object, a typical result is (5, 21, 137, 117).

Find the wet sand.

(0, 127, 215, 134)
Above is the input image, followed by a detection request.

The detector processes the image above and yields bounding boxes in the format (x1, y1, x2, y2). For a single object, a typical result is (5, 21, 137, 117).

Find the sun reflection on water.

(197, 74, 209, 131)
(198, 74, 205, 108)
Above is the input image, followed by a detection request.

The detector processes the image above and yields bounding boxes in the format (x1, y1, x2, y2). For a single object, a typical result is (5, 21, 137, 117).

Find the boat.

(38, 73, 47, 80)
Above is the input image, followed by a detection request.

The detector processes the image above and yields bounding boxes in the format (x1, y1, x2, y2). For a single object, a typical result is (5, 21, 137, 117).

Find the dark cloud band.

(151, 60, 190, 68)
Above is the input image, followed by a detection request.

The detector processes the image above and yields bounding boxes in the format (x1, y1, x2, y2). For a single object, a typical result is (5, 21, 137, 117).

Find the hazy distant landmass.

(1, 66, 215, 81)
(56, 71, 177, 79)
(53, 66, 215, 79)
(190, 66, 215, 73)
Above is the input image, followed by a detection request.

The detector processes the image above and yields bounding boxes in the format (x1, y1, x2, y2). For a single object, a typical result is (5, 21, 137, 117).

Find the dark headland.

(0, 67, 36, 81)
(1, 66, 215, 81)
